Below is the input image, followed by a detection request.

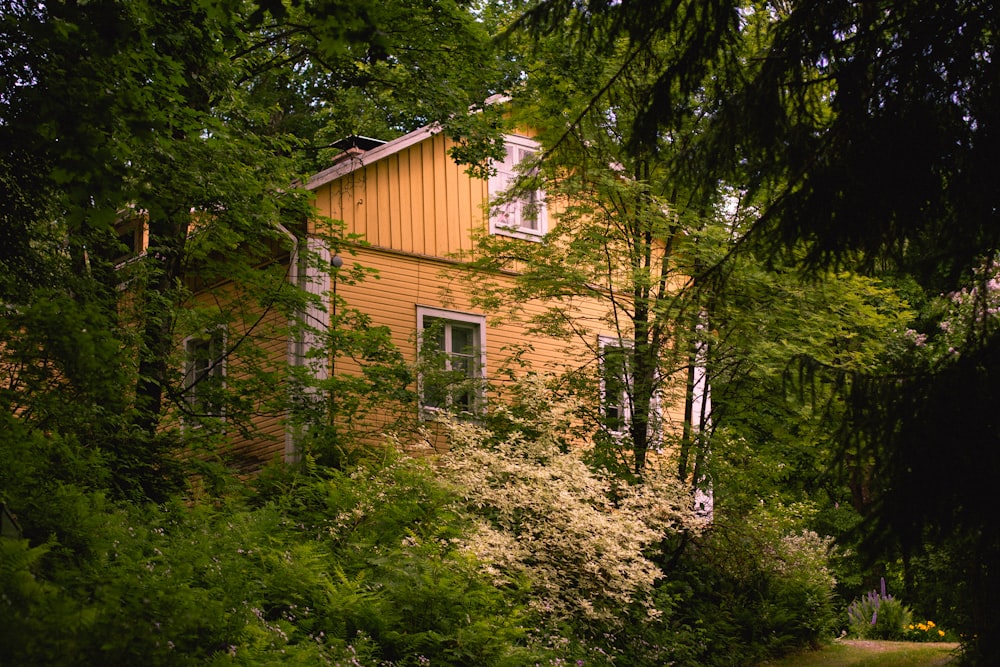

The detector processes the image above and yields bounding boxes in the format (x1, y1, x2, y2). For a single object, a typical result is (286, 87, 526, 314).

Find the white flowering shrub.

(897, 262, 1000, 365)
(439, 376, 704, 629)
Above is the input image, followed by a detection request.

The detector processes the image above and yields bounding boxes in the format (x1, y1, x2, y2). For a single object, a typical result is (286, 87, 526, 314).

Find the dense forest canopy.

(506, 0, 1000, 659)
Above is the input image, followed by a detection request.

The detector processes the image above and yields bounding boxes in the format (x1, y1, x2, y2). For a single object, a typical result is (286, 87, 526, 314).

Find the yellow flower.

(928, 620, 936, 628)
(939, 630, 946, 637)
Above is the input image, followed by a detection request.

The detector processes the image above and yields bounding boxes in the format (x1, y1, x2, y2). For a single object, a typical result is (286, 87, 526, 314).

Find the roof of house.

(307, 123, 442, 191)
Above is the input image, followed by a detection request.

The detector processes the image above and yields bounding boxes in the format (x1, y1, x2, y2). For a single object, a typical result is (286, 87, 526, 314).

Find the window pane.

(186, 332, 225, 416)
(451, 324, 475, 356)
(118, 228, 137, 255)
(602, 345, 629, 431)
(422, 375, 448, 410)
(490, 137, 545, 236)
(418, 314, 483, 414)
(453, 386, 474, 412)
(450, 353, 474, 378)
(521, 190, 540, 231)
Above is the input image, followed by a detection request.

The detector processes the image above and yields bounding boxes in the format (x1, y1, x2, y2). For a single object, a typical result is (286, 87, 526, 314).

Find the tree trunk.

(133, 209, 190, 435)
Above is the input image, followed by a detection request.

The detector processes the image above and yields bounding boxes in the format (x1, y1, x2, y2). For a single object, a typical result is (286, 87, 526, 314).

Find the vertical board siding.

(398, 149, 415, 253)
(377, 157, 392, 247)
(420, 140, 437, 256)
(313, 135, 485, 259)
(431, 136, 450, 257)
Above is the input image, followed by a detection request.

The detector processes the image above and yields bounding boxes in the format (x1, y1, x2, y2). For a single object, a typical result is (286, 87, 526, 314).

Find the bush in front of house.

(0, 444, 528, 666)
(437, 377, 839, 666)
(2, 377, 842, 667)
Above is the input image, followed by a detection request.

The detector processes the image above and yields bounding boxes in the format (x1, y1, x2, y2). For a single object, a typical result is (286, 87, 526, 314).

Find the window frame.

(598, 335, 663, 446)
(182, 327, 227, 422)
(599, 336, 633, 435)
(488, 134, 547, 239)
(114, 219, 147, 267)
(416, 306, 487, 416)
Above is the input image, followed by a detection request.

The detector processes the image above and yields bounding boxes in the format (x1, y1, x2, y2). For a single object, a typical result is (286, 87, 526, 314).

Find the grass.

(759, 640, 960, 667)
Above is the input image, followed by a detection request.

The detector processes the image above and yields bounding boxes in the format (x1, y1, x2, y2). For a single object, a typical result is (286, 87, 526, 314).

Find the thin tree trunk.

(133, 209, 190, 435)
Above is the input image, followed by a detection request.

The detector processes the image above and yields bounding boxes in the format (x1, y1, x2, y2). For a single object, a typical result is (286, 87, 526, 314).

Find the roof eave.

(306, 122, 442, 191)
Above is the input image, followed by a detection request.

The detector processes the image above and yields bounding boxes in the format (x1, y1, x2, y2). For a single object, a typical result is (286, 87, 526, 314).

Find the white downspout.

(274, 222, 302, 463)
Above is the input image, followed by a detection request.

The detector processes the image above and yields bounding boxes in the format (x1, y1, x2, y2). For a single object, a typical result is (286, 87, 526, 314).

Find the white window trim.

(416, 306, 487, 415)
(183, 327, 227, 423)
(599, 335, 632, 435)
(598, 335, 663, 447)
(488, 134, 547, 240)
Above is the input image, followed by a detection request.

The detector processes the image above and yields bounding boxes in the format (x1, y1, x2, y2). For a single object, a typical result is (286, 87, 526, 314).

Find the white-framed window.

(488, 134, 546, 238)
(599, 336, 632, 434)
(417, 307, 486, 414)
(183, 328, 226, 419)
(598, 336, 663, 443)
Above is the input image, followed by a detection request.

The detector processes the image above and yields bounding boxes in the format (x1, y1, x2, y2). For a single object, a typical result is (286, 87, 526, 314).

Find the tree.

(508, 0, 1000, 660)
(1, 0, 502, 496)
(465, 53, 715, 479)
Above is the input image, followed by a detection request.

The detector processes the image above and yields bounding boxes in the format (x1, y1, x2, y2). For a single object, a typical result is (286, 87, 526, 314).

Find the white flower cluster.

(438, 379, 704, 627)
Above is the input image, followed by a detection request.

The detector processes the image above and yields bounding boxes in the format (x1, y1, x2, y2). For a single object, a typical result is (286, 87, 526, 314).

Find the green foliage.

(656, 512, 839, 665)
(546, 0, 1000, 659)
(0, 455, 529, 666)
(847, 579, 914, 641)
(1, 0, 501, 495)
(505, 0, 1000, 657)
(429, 376, 840, 665)
(2, 370, 844, 667)
(0, 4, 865, 664)
(462, 33, 721, 475)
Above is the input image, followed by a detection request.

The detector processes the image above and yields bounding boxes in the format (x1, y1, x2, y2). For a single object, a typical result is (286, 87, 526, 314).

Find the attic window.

(488, 135, 546, 239)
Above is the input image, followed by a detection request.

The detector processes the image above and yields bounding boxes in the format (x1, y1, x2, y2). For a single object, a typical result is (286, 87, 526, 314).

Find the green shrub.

(437, 378, 840, 666)
(1, 377, 846, 667)
(641, 505, 838, 666)
(847, 577, 914, 639)
(1, 453, 531, 667)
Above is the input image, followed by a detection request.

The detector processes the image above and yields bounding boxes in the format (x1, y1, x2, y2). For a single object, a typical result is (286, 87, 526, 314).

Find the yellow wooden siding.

(205, 247, 687, 464)
(180, 282, 293, 472)
(330, 247, 686, 427)
(222, 304, 290, 470)
(313, 134, 486, 260)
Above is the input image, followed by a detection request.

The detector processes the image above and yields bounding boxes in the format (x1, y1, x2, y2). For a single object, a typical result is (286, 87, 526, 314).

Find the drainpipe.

(274, 221, 302, 463)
